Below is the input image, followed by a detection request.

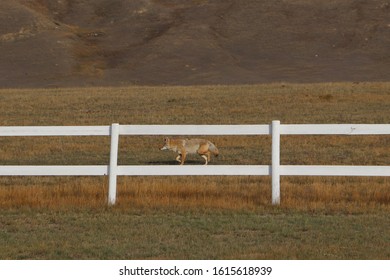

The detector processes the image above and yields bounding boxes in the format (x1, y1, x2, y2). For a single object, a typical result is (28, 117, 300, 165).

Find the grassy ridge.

(0, 83, 389, 259)
(1, 82, 390, 126)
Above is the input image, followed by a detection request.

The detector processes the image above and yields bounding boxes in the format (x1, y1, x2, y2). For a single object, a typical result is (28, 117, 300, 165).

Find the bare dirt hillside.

(1, 0, 389, 87)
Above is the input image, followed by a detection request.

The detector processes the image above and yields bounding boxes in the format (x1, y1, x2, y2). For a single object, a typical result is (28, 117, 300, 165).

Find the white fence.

(1, 121, 389, 206)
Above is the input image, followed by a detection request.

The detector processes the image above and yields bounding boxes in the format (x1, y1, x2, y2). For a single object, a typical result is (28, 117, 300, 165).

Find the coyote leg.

(201, 155, 208, 165)
(175, 154, 181, 163)
(180, 152, 186, 165)
(206, 151, 211, 162)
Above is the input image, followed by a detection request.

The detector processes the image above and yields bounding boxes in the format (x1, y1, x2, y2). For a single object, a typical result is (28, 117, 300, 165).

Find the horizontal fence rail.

(280, 124, 390, 135)
(119, 125, 271, 135)
(118, 165, 271, 176)
(0, 166, 108, 176)
(280, 165, 390, 176)
(0, 126, 110, 136)
(0, 121, 389, 206)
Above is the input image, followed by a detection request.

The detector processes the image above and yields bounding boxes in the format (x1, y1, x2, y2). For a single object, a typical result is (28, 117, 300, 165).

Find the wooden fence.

(0, 121, 389, 205)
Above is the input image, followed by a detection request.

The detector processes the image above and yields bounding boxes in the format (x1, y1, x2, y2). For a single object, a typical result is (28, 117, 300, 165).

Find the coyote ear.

(164, 137, 169, 142)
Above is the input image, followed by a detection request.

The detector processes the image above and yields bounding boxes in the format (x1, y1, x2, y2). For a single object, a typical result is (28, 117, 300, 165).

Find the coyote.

(160, 137, 219, 165)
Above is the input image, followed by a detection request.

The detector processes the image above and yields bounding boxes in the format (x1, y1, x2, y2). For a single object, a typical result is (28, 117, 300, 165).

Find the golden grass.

(0, 176, 388, 214)
(0, 83, 389, 212)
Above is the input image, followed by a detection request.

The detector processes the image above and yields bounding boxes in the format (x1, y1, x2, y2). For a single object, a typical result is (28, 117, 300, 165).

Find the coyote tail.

(208, 141, 219, 156)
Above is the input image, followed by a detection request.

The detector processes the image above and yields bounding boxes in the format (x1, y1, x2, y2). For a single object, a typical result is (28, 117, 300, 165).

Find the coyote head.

(160, 137, 170, 150)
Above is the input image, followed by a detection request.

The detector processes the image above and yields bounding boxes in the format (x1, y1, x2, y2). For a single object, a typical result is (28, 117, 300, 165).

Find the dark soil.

(1, 0, 389, 87)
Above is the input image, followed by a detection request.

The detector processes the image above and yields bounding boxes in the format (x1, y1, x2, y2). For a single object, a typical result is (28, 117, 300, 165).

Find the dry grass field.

(0, 83, 389, 259)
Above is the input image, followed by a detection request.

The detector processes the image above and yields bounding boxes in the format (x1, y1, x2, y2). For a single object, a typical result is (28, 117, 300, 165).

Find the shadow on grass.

(146, 160, 206, 165)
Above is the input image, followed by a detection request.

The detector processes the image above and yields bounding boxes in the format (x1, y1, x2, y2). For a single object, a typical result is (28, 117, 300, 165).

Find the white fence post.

(272, 120, 281, 205)
(108, 123, 120, 206)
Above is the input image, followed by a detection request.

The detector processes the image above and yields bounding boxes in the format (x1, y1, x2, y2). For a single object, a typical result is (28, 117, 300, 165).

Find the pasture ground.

(1, 209, 389, 259)
(0, 83, 389, 259)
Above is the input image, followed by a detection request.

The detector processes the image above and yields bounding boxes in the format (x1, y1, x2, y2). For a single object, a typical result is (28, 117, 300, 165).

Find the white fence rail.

(1, 121, 389, 206)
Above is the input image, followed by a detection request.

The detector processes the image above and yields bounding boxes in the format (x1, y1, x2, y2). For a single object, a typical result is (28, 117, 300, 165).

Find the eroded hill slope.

(1, 0, 389, 87)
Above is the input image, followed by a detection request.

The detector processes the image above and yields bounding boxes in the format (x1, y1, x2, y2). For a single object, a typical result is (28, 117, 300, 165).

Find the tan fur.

(160, 137, 219, 165)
